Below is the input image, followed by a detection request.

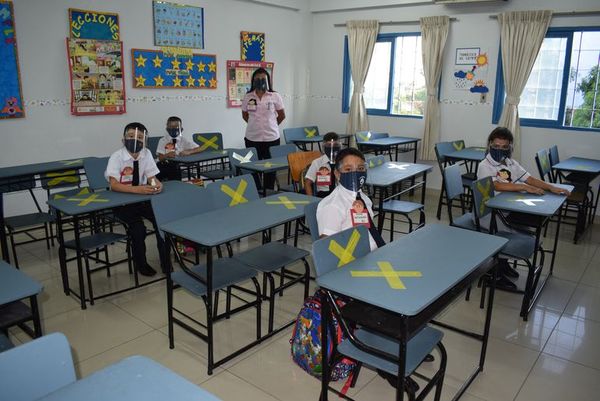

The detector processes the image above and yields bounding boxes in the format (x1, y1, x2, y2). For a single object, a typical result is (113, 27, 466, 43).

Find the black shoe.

(138, 264, 157, 277)
(494, 274, 517, 291)
(498, 259, 519, 279)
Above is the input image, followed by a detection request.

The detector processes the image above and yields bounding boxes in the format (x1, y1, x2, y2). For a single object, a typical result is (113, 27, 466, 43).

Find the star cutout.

(171, 59, 181, 70)
(208, 62, 216, 72)
(173, 76, 182, 87)
(135, 54, 147, 67)
(186, 76, 196, 87)
(154, 75, 164, 86)
(152, 54, 163, 68)
(198, 76, 207, 87)
(135, 74, 146, 87)
(197, 61, 206, 72)
(209, 78, 217, 88)
(185, 59, 194, 71)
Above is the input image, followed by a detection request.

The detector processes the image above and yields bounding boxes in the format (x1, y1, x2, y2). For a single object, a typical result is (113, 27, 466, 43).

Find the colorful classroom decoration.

(453, 47, 489, 96)
(131, 48, 217, 89)
(66, 38, 126, 115)
(0, 1, 25, 119)
(226, 60, 274, 108)
(153, 1, 204, 49)
(241, 31, 265, 61)
(69, 8, 120, 40)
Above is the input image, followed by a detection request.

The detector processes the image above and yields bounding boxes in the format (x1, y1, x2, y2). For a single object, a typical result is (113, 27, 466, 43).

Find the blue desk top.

(161, 192, 319, 247)
(486, 186, 573, 217)
(446, 147, 486, 162)
(552, 157, 600, 174)
(357, 136, 420, 146)
(37, 355, 221, 401)
(238, 156, 289, 173)
(0, 158, 87, 181)
(292, 133, 351, 143)
(317, 224, 507, 316)
(0, 261, 42, 304)
(171, 150, 229, 164)
(366, 162, 432, 188)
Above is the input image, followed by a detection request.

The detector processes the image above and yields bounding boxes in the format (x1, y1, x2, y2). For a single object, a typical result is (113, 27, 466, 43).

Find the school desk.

(356, 136, 421, 162)
(290, 133, 352, 151)
(238, 156, 290, 196)
(171, 150, 230, 180)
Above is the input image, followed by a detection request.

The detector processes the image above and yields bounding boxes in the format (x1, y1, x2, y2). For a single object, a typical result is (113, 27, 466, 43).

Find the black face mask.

(124, 139, 143, 154)
(254, 78, 268, 92)
(167, 128, 180, 138)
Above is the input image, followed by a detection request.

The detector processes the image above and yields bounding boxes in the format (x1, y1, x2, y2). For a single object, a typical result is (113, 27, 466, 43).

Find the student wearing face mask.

(156, 116, 202, 181)
(304, 132, 341, 198)
(105, 122, 166, 277)
(241, 68, 285, 190)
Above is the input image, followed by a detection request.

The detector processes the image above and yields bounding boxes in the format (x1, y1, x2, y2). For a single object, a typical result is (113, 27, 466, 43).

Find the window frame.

(492, 26, 600, 132)
(342, 32, 424, 119)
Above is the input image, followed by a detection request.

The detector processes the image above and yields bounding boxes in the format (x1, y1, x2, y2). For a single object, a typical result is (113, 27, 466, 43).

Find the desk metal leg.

(30, 295, 42, 338)
(0, 193, 9, 263)
(56, 210, 70, 295)
(74, 215, 87, 310)
(396, 321, 408, 401)
(206, 247, 214, 375)
(549, 205, 563, 274)
(377, 187, 386, 233)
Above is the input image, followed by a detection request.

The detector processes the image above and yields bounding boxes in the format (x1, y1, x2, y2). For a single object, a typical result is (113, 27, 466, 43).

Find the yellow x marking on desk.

(221, 179, 248, 206)
(61, 159, 83, 166)
(196, 135, 220, 151)
(44, 170, 79, 187)
(255, 162, 283, 168)
(66, 193, 109, 206)
(476, 180, 492, 215)
(574, 165, 592, 170)
(452, 141, 464, 151)
(265, 196, 309, 210)
(304, 128, 317, 138)
(351, 261, 422, 289)
(328, 228, 361, 267)
(368, 158, 383, 168)
(357, 133, 370, 142)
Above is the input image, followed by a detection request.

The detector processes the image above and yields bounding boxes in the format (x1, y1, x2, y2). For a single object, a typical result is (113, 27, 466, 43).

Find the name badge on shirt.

(247, 104, 257, 111)
(119, 167, 133, 185)
(350, 200, 370, 228)
(316, 170, 332, 192)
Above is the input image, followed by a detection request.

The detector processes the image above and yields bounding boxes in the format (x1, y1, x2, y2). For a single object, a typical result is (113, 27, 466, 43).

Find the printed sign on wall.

(153, 1, 204, 49)
(226, 60, 274, 107)
(69, 8, 120, 40)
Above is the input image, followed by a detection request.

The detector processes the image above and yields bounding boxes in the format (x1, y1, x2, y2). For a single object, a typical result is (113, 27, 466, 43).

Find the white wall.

(1, 0, 311, 215)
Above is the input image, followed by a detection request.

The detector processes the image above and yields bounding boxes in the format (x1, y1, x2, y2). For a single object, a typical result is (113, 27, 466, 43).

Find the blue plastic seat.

(147, 136, 161, 159)
(435, 140, 474, 220)
(283, 126, 320, 151)
(83, 157, 110, 191)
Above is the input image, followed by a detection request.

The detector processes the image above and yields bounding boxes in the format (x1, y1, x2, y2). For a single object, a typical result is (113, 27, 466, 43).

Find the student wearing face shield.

(156, 116, 202, 181)
(304, 132, 342, 198)
(104, 122, 166, 277)
(241, 68, 285, 191)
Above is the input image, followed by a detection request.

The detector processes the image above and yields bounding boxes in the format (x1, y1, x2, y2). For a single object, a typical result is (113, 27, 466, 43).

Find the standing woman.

(241, 68, 285, 190)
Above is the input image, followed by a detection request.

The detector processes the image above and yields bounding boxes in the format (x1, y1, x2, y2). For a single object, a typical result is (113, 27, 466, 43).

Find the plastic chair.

(434, 141, 475, 220)
(355, 131, 390, 158)
(287, 151, 321, 193)
(283, 126, 320, 151)
(312, 226, 446, 401)
(304, 201, 321, 242)
(192, 132, 224, 152)
(227, 147, 257, 176)
(443, 164, 477, 231)
(0, 332, 76, 401)
(191, 133, 231, 181)
(147, 136, 161, 159)
(83, 157, 110, 191)
(269, 143, 297, 158)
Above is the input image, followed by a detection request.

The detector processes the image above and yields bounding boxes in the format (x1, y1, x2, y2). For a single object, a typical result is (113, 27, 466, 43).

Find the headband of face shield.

(124, 128, 147, 155)
(323, 141, 341, 163)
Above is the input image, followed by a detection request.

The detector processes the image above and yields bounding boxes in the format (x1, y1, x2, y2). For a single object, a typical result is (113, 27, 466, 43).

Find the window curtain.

(497, 10, 552, 161)
(346, 20, 379, 139)
(419, 16, 449, 161)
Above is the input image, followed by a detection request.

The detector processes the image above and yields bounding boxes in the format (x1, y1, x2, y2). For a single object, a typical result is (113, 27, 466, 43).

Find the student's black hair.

(323, 132, 339, 143)
(123, 122, 147, 137)
(247, 67, 274, 93)
(334, 147, 365, 170)
(487, 127, 514, 145)
(167, 116, 182, 125)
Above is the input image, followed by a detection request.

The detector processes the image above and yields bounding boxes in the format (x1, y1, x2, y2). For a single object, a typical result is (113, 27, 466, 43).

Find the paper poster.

(153, 1, 204, 49)
(226, 60, 274, 107)
(453, 47, 489, 95)
(131, 48, 216, 89)
(69, 8, 120, 40)
(67, 38, 126, 115)
(241, 31, 265, 61)
(0, 1, 25, 119)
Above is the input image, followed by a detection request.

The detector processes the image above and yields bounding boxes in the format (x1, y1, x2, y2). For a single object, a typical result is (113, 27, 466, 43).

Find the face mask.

(124, 139, 143, 154)
(324, 144, 341, 162)
(254, 78, 268, 92)
(167, 128, 180, 138)
(339, 171, 367, 192)
(489, 147, 511, 163)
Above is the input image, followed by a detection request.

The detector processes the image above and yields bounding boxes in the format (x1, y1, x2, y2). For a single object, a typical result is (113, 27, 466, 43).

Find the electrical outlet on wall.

(480, 93, 487, 103)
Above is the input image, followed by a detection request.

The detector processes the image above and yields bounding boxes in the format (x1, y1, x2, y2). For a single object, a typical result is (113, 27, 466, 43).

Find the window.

(342, 33, 426, 118)
(493, 27, 600, 131)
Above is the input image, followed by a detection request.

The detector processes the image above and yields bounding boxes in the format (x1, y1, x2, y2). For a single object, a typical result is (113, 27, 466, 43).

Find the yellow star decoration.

(154, 75, 164, 87)
(152, 54, 163, 68)
(173, 76, 182, 87)
(186, 76, 196, 87)
(208, 62, 216, 72)
(209, 78, 217, 88)
(198, 76, 206, 87)
(135, 74, 146, 87)
(197, 61, 206, 72)
(185, 59, 195, 71)
(134, 54, 147, 67)
(171, 59, 181, 70)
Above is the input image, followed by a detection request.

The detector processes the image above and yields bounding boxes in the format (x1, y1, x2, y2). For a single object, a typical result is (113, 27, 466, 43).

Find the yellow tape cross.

(265, 196, 309, 210)
(196, 135, 219, 151)
(358, 133, 370, 142)
(66, 193, 109, 207)
(452, 142, 464, 151)
(304, 128, 317, 138)
(61, 159, 83, 165)
(328, 228, 360, 267)
(255, 162, 283, 168)
(221, 179, 248, 206)
(351, 261, 422, 290)
(574, 164, 592, 171)
(44, 170, 79, 187)
(476, 180, 492, 216)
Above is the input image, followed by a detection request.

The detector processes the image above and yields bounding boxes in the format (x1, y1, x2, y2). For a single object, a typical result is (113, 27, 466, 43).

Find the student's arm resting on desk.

(493, 181, 545, 195)
(109, 176, 162, 194)
(525, 176, 571, 195)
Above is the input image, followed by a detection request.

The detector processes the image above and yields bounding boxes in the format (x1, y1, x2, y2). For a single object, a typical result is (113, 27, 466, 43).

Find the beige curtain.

(346, 20, 379, 138)
(419, 16, 449, 160)
(498, 10, 552, 161)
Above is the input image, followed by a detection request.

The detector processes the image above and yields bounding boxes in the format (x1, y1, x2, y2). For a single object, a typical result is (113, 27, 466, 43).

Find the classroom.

(1, 0, 599, 400)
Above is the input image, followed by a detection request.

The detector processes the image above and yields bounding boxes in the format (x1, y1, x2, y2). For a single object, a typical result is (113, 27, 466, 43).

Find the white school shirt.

(477, 153, 531, 191)
(305, 154, 335, 192)
(317, 185, 378, 251)
(241, 91, 284, 142)
(105, 147, 160, 186)
(156, 135, 197, 156)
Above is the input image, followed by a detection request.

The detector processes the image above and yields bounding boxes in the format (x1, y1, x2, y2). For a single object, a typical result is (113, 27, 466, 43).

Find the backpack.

(290, 290, 356, 382)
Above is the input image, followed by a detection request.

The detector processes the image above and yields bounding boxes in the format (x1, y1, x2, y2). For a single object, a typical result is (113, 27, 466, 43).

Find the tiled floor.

(7, 191, 600, 400)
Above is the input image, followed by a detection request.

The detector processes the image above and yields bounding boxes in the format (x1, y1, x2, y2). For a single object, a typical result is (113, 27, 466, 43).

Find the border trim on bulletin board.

(68, 8, 120, 40)
(0, 0, 25, 119)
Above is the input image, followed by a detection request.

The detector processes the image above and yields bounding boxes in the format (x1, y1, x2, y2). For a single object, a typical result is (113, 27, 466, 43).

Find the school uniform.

(155, 135, 198, 181)
(305, 154, 336, 198)
(105, 147, 165, 274)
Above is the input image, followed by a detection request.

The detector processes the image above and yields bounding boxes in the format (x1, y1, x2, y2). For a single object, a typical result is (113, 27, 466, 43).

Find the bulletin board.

(226, 60, 274, 108)
(131, 48, 216, 89)
(241, 31, 265, 61)
(453, 47, 489, 95)
(66, 38, 126, 115)
(69, 8, 120, 40)
(153, 1, 204, 49)
(0, 0, 25, 119)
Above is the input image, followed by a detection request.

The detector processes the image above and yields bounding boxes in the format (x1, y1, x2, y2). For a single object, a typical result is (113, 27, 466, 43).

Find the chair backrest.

(288, 150, 321, 187)
(0, 332, 76, 401)
(192, 132, 224, 152)
(535, 148, 553, 182)
(147, 136, 161, 159)
(40, 169, 81, 191)
(227, 147, 257, 175)
(283, 126, 320, 143)
(304, 201, 321, 242)
(83, 157, 110, 191)
(0, 175, 36, 193)
(269, 143, 297, 159)
(311, 225, 371, 277)
(366, 155, 386, 169)
(443, 164, 464, 201)
(548, 145, 560, 167)
(206, 174, 259, 208)
(471, 176, 495, 222)
(434, 140, 465, 169)
(355, 131, 388, 142)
